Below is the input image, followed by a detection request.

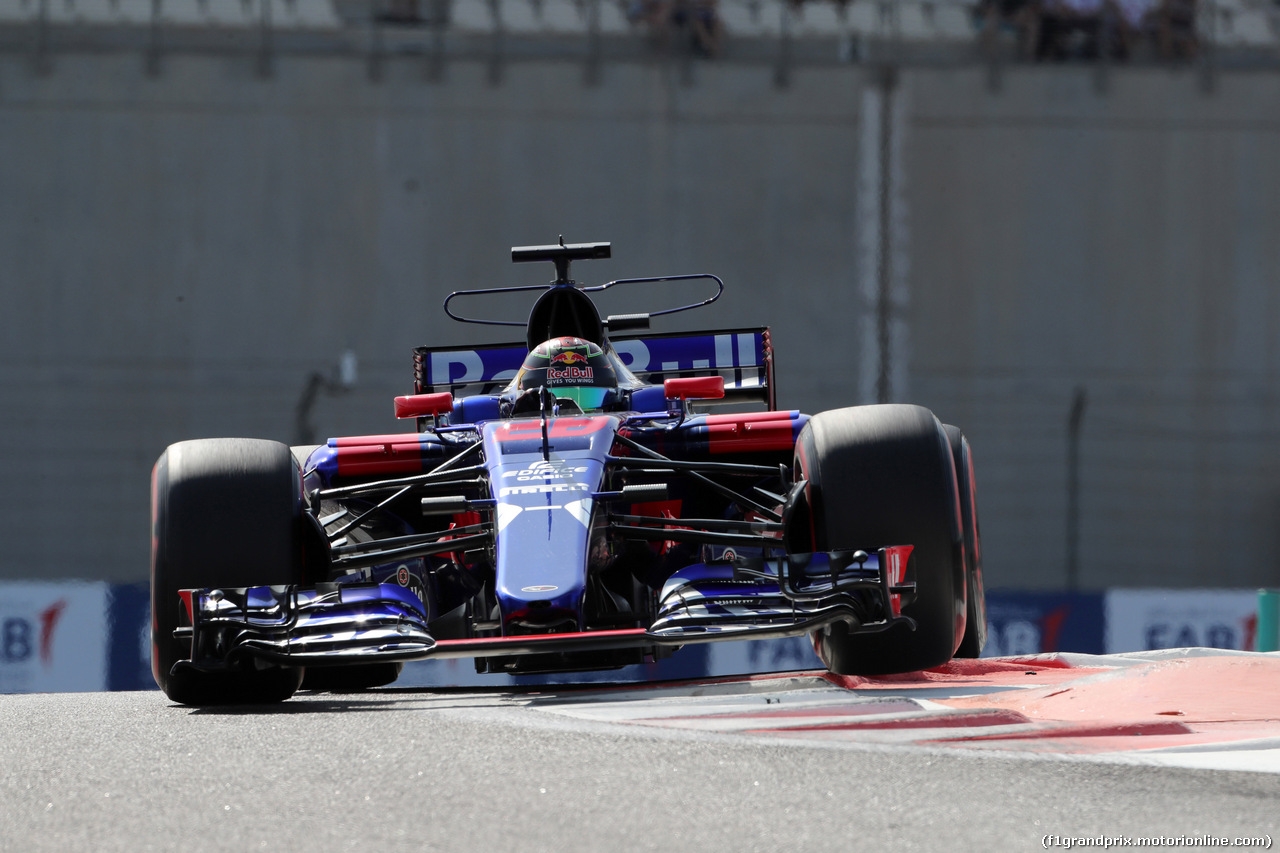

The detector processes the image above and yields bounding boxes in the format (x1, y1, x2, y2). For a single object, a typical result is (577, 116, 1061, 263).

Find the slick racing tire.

(795, 405, 963, 676)
(945, 425, 988, 659)
(151, 438, 307, 705)
(290, 444, 321, 472)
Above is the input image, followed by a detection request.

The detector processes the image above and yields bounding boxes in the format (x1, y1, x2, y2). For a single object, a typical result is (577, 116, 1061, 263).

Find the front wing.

(170, 547, 917, 676)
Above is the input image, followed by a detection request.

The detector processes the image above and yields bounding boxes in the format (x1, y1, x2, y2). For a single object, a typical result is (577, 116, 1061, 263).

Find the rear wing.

(414, 328, 776, 410)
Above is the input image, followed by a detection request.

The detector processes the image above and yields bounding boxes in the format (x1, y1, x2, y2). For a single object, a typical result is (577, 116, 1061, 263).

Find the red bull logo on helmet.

(548, 365, 594, 382)
(522, 337, 608, 389)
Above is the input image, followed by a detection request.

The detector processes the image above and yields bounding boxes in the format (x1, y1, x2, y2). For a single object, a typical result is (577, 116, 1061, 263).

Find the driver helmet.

(516, 336, 618, 413)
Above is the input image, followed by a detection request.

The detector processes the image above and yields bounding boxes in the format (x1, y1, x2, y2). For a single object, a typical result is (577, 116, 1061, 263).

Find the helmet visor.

(555, 386, 610, 412)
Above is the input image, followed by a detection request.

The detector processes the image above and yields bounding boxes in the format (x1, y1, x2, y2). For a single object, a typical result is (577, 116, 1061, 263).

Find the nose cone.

(482, 415, 620, 635)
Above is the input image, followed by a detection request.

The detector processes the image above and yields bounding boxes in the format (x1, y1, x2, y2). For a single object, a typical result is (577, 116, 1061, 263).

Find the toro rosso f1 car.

(151, 241, 987, 705)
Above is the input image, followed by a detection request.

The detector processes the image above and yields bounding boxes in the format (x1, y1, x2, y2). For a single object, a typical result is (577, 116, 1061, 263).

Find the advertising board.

(0, 581, 109, 693)
(982, 591, 1106, 657)
(1105, 589, 1260, 653)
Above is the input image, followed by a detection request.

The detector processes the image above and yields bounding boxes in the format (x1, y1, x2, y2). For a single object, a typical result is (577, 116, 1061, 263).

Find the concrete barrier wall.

(2, 48, 1279, 591)
(906, 69, 1280, 590)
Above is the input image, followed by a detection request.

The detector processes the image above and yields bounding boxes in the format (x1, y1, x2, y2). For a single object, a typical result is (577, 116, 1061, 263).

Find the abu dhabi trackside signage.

(0, 581, 108, 693)
(1105, 589, 1260, 654)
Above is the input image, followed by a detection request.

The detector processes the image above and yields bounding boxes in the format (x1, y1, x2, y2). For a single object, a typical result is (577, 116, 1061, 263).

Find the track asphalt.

(1, 649, 1276, 852)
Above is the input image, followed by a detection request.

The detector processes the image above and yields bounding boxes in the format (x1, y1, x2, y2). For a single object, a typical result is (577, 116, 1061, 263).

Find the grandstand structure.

(2, 0, 1278, 80)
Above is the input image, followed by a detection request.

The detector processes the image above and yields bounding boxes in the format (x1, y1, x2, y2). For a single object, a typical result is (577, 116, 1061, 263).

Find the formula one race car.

(151, 240, 986, 705)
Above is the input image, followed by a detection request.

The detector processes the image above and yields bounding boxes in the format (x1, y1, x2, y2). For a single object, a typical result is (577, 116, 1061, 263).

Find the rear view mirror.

(663, 376, 725, 401)
(394, 392, 454, 420)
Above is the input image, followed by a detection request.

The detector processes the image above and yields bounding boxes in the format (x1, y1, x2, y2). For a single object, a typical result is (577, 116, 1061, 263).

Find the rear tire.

(151, 438, 307, 705)
(795, 405, 963, 675)
(945, 425, 988, 658)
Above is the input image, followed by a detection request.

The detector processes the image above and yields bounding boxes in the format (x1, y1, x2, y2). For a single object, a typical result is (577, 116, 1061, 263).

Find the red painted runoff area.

(541, 652, 1280, 771)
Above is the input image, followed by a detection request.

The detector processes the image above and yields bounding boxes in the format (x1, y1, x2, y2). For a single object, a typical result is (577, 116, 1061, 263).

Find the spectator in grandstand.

(677, 0, 725, 57)
(977, 0, 1043, 60)
(1037, 0, 1180, 61)
(628, 0, 724, 58)
(1153, 0, 1197, 58)
(1112, 0, 1157, 58)
(1036, 0, 1105, 59)
(627, 0, 670, 28)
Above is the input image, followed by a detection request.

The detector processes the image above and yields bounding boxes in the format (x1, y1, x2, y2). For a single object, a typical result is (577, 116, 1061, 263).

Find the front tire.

(945, 425, 987, 658)
(795, 405, 964, 675)
(151, 438, 307, 705)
